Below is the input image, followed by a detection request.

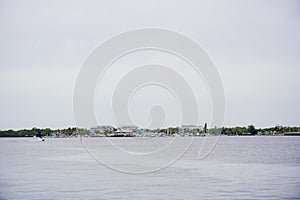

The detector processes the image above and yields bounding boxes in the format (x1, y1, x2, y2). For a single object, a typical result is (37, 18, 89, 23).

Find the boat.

(29, 136, 45, 142)
(37, 137, 45, 142)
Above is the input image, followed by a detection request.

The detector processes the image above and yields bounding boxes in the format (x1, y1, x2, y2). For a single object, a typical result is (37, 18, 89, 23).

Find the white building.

(118, 125, 139, 133)
(90, 125, 114, 133)
(178, 125, 203, 135)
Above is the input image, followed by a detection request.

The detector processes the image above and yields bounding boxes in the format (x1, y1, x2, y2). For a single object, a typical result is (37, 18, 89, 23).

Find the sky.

(0, 0, 299, 129)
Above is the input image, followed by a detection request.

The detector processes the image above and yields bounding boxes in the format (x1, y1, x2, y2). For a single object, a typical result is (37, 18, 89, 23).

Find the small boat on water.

(29, 136, 45, 142)
(37, 137, 45, 142)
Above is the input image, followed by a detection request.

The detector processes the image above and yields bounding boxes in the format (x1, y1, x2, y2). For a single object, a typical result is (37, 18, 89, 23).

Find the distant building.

(90, 125, 114, 133)
(118, 125, 139, 133)
(178, 125, 203, 135)
(112, 130, 134, 137)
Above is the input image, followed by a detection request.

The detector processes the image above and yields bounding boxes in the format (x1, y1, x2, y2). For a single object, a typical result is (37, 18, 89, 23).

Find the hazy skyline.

(0, 0, 300, 129)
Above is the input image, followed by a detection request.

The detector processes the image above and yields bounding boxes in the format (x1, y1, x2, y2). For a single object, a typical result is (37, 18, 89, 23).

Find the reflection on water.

(0, 136, 299, 199)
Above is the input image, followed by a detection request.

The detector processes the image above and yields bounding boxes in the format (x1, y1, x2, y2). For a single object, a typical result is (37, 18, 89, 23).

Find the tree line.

(0, 125, 299, 137)
(0, 127, 80, 137)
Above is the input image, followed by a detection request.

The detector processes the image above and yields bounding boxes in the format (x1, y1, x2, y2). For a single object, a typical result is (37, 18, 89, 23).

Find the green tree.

(247, 125, 257, 135)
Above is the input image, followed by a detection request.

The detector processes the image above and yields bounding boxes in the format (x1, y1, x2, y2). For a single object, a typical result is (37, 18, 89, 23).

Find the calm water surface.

(0, 136, 299, 200)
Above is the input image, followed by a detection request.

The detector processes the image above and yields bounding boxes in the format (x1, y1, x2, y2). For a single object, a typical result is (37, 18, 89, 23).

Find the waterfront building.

(90, 125, 114, 134)
(118, 125, 139, 133)
(178, 125, 203, 136)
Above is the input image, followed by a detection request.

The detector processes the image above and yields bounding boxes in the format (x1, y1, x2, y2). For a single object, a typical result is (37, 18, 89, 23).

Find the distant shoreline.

(1, 126, 300, 137)
(1, 134, 300, 138)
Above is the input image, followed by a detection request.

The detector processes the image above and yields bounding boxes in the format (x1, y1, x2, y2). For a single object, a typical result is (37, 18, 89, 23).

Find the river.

(0, 136, 299, 199)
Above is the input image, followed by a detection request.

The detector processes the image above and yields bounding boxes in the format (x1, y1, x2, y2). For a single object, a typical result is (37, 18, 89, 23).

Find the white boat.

(29, 137, 45, 142)
(37, 138, 45, 142)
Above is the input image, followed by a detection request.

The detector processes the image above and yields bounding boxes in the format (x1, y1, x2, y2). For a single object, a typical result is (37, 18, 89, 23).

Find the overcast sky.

(0, 0, 299, 129)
